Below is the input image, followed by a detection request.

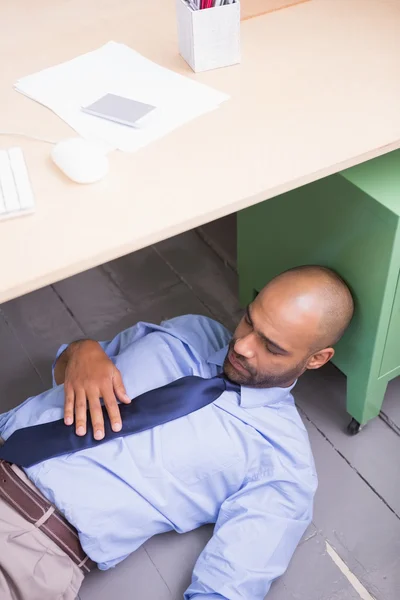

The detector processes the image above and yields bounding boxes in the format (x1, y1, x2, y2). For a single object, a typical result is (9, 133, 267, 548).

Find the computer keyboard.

(0, 147, 35, 221)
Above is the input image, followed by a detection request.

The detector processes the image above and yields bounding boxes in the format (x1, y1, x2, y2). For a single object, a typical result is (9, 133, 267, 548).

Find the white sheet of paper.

(15, 42, 229, 152)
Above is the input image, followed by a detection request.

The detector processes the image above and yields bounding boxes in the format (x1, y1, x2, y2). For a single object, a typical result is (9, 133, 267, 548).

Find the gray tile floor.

(1, 216, 399, 600)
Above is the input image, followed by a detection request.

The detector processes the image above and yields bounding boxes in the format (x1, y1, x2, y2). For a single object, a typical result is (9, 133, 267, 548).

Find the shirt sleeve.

(184, 472, 316, 600)
(51, 314, 231, 387)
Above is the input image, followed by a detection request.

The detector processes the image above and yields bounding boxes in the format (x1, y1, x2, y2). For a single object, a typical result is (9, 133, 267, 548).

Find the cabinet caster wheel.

(347, 418, 363, 435)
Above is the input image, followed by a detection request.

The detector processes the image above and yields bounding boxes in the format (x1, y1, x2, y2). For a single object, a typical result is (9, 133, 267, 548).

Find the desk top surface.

(1, 0, 400, 303)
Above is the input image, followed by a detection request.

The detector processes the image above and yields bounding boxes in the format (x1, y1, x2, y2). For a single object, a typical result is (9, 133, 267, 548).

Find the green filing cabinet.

(237, 150, 400, 433)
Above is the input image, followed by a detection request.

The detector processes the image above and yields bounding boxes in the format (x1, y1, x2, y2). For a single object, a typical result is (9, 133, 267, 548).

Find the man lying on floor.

(0, 265, 354, 600)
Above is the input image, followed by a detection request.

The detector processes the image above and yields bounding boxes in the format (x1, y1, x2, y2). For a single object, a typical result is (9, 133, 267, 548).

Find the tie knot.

(219, 373, 241, 394)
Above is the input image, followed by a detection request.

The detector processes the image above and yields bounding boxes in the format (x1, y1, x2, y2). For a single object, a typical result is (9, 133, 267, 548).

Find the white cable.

(0, 131, 57, 144)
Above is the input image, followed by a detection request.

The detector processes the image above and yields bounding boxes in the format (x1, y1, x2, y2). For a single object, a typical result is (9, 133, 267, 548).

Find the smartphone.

(81, 94, 156, 128)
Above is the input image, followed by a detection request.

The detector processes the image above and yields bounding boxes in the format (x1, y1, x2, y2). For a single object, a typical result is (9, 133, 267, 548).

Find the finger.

(64, 385, 75, 426)
(87, 390, 105, 441)
(74, 388, 88, 436)
(103, 387, 122, 433)
(113, 370, 131, 404)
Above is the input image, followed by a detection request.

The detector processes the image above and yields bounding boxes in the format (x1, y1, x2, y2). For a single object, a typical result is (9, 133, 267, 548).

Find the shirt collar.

(207, 345, 296, 409)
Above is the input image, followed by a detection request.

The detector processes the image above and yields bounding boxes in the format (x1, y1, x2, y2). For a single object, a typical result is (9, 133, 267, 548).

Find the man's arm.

(52, 320, 171, 441)
(184, 474, 316, 600)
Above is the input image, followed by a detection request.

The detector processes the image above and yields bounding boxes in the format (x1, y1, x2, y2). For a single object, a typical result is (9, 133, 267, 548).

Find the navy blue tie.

(0, 374, 240, 468)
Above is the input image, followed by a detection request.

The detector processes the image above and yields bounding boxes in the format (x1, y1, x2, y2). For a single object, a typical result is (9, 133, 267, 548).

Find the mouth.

(228, 350, 249, 374)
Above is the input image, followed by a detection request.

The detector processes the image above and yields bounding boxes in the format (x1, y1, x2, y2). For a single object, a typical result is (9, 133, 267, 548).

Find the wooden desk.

(1, 0, 400, 303)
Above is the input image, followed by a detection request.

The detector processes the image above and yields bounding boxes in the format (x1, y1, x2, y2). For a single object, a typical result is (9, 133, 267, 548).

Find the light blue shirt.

(0, 315, 317, 600)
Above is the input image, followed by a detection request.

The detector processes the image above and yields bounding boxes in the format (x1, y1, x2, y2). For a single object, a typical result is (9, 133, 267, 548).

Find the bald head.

(261, 265, 354, 350)
(224, 265, 354, 388)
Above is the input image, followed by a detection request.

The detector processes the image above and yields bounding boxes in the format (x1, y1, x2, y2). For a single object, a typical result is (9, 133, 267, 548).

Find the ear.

(306, 348, 335, 370)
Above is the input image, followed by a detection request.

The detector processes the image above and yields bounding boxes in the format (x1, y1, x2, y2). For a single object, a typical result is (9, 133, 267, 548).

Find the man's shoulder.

(160, 314, 231, 359)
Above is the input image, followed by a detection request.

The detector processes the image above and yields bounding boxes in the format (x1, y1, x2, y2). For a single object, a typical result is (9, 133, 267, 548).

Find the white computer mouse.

(51, 138, 109, 184)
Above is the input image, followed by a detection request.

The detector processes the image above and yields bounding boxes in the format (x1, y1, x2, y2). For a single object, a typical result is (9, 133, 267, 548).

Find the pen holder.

(176, 0, 240, 73)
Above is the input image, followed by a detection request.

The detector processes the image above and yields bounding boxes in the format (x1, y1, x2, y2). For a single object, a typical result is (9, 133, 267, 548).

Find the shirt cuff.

(51, 343, 69, 387)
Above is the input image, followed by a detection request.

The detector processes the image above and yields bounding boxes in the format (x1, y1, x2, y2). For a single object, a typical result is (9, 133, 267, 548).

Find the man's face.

(223, 284, 333, 388)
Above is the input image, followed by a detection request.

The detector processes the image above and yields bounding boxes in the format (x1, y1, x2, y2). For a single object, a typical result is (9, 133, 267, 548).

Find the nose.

(234, 333, 256, 359)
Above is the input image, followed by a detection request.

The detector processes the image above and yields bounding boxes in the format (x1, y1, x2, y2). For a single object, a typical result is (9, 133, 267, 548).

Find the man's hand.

(55, 340, 131, 440)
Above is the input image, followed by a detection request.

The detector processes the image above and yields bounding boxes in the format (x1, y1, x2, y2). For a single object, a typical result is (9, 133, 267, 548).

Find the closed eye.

(245, 306, 253, 326)
(246, 304, 289, 355)
(264, 342, 279, 355)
